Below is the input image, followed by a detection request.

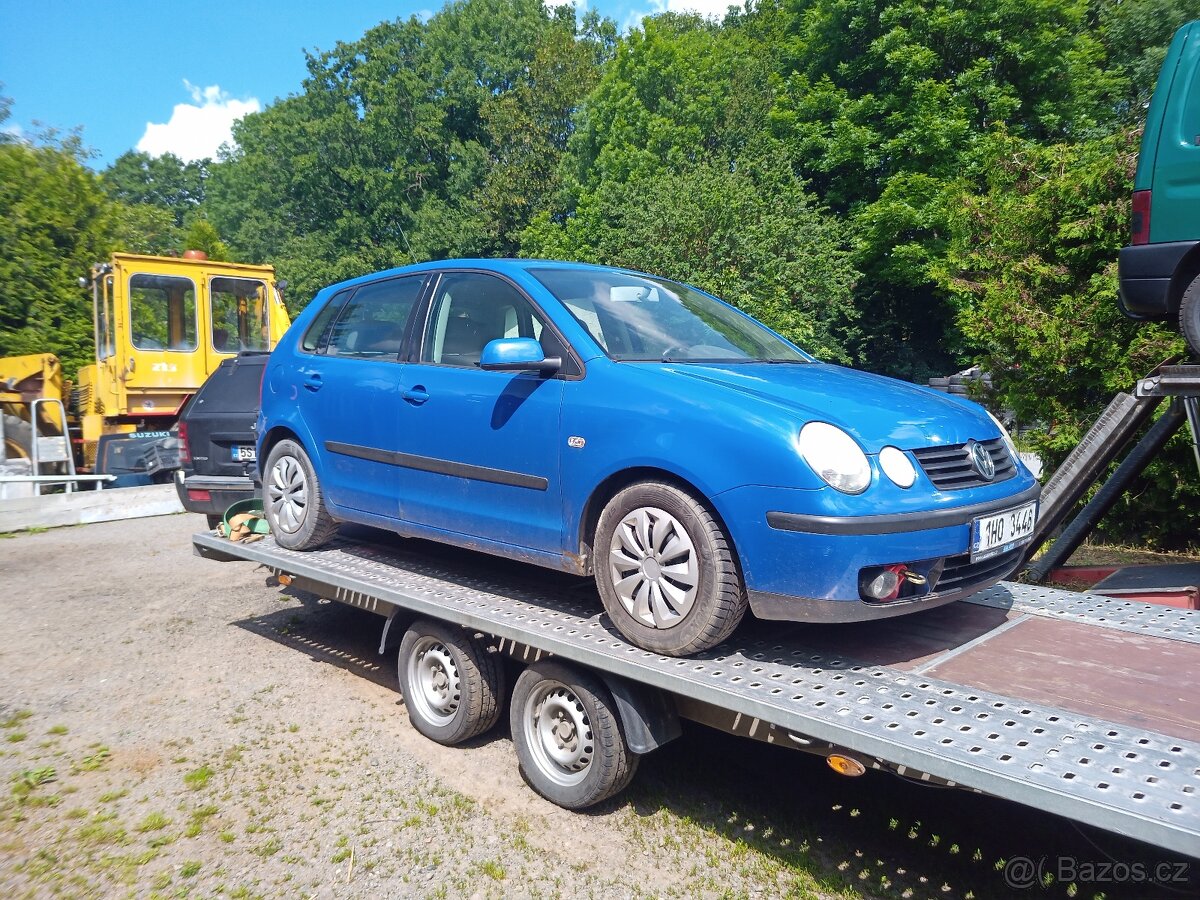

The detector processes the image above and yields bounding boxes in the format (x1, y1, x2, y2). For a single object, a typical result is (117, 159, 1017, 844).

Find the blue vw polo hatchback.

(259, 261, 1039, 656)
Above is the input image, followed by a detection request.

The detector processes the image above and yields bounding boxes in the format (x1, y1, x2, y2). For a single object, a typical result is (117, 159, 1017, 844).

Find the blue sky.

(0, 0, 731, 170)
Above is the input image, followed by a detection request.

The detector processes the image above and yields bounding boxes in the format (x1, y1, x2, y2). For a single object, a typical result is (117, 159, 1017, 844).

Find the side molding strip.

(325, 440, 549, 491)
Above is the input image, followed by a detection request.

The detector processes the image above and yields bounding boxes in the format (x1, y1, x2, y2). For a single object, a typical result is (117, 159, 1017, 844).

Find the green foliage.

(522, 157, 859, 361)
(0, 137, 113, 374)
(101, 151, 208, 226)
(936, 127, 1198, 545)
(182, 218, 230, 261)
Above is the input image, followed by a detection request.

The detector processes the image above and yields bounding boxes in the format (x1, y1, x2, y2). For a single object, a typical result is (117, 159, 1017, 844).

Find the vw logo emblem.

(967, 440, 995, 481)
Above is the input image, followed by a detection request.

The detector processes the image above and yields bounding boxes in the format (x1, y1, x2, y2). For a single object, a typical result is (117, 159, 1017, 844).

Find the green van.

(1119, 20, 1200, 354)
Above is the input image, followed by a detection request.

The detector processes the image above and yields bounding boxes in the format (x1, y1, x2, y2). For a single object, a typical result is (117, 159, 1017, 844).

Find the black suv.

(175, 353, 266, 527)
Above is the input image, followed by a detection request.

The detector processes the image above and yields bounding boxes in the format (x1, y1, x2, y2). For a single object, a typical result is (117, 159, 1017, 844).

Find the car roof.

(318, 259, 639, 296)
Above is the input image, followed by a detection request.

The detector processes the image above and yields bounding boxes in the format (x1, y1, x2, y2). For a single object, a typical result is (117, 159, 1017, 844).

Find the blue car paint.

(260, 259, 1040, 622)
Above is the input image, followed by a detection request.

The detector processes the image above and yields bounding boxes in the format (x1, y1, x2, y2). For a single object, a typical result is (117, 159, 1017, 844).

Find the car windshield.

(527, 267, 811, 363)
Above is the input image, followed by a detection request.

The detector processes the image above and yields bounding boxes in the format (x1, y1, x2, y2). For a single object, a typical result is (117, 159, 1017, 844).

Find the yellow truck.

(0, 252, 290, 490)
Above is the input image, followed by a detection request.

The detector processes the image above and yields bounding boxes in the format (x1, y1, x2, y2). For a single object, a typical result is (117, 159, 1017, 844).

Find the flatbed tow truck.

(194, 526, 1200, 860)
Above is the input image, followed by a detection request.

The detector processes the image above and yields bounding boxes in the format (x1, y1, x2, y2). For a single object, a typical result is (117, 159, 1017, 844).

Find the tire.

(2, 413, 33, 463)
(594, 481, 747, 656)
(206, 514, 223, 531)
(509, 661, 638, 809)
(261, 439, 339, 550)
(398, 620, 504, 745)
(1181, 274, 1200, 358)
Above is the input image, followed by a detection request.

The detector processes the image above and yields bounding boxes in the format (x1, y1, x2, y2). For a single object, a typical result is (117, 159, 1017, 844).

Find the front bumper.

(718, 482, 1040, 623)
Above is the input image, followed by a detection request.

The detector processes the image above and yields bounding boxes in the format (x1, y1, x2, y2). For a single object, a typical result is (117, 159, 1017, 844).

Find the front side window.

(129, 274, 197, 351)
(326, 275, 427, 359)
(421, 272, 547, 367)
(528, 267, 810, 363)
(209, 277, 269, 353)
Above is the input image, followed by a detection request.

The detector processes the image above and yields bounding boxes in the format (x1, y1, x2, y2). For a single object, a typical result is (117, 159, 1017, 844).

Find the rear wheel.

(595, 481, 747, 656)
(1181, 274, 1200, 358)
(262, 439, 338, 549)
(509, 661, 637, 809)
(206, 514, 222, 531)
(398, 620, 504, 745)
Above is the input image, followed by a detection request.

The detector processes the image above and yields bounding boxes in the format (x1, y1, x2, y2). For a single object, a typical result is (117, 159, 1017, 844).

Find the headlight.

(879, 446, 916, 488)
(986, 410, 1018, 459)
(798, 422, 871, 494)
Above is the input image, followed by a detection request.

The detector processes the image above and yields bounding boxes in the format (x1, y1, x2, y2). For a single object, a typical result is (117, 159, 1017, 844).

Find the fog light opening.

(860, 564, 907, 601)
(827, 754, 867, 777)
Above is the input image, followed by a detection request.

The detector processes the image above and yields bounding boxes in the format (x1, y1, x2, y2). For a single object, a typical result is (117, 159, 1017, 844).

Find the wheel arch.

(575, 466, 742, 576)
(1168, 244, 1200, 314)
(258, 424, 307, 481)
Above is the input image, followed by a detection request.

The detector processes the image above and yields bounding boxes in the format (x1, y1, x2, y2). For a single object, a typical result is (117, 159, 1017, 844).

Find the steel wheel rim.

(406, 637, 460, 726)
(523, 681, 591, 787)
(267, 455, 308, 534)
(608, 505, 699, 629)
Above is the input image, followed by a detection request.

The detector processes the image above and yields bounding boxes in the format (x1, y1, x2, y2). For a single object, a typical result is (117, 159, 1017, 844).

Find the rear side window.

(301, 290, 351, 353)
(193, 361, 266, 414)
(327, 275, 427, 358)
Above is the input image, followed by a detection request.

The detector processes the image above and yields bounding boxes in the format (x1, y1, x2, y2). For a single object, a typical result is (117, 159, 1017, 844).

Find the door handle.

(401, 385, 429, 405)
(304, 371, 323, 392)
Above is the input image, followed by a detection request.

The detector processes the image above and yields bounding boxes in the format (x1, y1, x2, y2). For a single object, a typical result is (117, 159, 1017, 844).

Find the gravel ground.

(0, 514, 1194, 899)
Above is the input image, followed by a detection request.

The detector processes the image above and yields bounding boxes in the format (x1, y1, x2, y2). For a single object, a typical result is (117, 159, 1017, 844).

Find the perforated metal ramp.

(194, 531, 1200, 857)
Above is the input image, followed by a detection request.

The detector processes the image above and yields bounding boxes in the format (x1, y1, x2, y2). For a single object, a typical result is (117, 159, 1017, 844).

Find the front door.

(394, 271, 565, 554)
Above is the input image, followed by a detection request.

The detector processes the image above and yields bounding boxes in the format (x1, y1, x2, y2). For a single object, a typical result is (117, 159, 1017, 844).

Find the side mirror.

(479, 338, 561, 373)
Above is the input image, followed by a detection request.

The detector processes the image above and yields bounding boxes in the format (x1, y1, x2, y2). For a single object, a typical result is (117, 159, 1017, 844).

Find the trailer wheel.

(1181, 274, 1200, 358)
(262, 439, 338, 550)
(398, 620, 504, 745)
(595, 481, 747, 656)
(510, 661, 638, 809)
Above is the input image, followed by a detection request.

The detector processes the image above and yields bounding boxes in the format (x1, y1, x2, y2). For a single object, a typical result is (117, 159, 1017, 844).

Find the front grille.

(934, 546, 1024, 595)
(911, 438, 1016, 490)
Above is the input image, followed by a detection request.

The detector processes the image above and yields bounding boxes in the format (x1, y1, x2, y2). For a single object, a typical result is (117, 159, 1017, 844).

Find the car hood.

(661, 362, 996, 451)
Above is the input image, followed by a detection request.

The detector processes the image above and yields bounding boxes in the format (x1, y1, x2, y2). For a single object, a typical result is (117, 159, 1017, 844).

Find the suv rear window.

(194, 357, 266, 414)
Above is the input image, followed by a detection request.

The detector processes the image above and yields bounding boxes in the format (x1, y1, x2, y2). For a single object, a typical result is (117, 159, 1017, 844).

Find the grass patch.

(74, 746, 110, 772)
(99, 788, 127, 803)
(6, 731, 27, 743)
(1, 709, 33, 729)
(47, 724, 68, 735)
(477, 859, 506, 881)
(184, 765, 214, 791)
(136, 811, 171, 832)
(181, 860, 202, 877)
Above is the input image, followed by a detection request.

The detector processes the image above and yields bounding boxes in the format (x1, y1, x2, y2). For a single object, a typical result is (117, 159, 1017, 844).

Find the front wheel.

(261, 439, 338, 550)
(594, 481, 747, 656)
(509, 661, 637, 809)
(1181, 274, 1200, 358)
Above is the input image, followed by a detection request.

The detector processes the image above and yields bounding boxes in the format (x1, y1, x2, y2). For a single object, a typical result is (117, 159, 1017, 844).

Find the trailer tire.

(510, 661, 638, 809)
(1181, 274, 1200, 358)
(398, 620, 503, 745)
(262, 439, 338, 550)
(595, 480, 747, 656)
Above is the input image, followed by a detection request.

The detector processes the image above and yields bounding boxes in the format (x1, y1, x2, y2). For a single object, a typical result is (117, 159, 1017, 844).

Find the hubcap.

(523, 682, 592, 786)
(267, 455, 308, 534)
(406, 637, 460, 725)
(608, 506, 698, 629)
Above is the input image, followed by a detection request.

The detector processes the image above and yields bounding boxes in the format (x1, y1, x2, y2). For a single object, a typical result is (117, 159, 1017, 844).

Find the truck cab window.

(210, 277, 269, 352)
(129, 274, 197, 352)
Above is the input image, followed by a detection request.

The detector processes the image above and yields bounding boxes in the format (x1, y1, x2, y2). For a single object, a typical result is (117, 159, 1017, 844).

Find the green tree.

(0, 137, 113, 374)
(101, 151, 208, 226)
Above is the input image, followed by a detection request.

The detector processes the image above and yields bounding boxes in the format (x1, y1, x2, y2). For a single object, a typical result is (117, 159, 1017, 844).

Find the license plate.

(971, 500, 1038, 562)
(231, 445, 257, 462)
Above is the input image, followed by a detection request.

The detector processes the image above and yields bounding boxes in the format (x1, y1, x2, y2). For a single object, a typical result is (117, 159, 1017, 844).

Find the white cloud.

(625, 0, 734, 30)
(137, 82, 260, 162)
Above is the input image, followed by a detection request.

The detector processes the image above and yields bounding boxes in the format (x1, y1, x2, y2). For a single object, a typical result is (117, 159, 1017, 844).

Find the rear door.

(298, 274, 428, 519)
(1151, 23, 1200, 243)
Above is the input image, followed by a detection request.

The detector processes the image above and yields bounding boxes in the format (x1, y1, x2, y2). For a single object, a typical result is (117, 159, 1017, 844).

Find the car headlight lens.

(798, 422, 871, 494)
(986, 410, 1018, 459)
(879, 446, 916, 488)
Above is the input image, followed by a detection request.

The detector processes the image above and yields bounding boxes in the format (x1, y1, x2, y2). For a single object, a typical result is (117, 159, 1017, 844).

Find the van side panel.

(1149, 23, 1200, 242)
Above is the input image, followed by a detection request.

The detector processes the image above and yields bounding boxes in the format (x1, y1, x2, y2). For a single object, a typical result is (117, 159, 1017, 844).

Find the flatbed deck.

(195, 529, 1200, 857)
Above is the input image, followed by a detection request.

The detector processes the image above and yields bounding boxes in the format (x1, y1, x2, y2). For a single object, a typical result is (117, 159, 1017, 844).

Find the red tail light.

(178, 420, 192, 465)
(1132, 190, 1151, 245)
